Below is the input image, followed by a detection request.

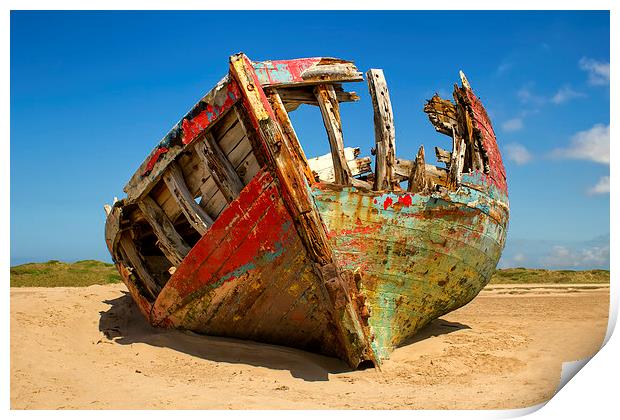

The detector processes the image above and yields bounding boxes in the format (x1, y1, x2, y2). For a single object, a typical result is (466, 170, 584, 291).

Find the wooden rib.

(314, 84, 351, 185)
(163, 161, 213, 235)
(266, 88, 315, 183)
(407, 146, 431, 193)
(118, 232, 160, 299)
(194, 132, 244, 203)
(366, 69, 396, 191)
(138, 195, 190, 267)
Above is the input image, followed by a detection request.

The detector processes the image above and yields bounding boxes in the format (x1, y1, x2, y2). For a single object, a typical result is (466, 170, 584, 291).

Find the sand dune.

(10, 283, 609, 409)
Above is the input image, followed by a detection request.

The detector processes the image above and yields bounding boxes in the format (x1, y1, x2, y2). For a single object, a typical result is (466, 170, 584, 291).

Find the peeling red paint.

(142, 147, 169, 177)
(181, 81, 241, 145)
(398, 194, 413, 207)
(383, 196, 393, 210)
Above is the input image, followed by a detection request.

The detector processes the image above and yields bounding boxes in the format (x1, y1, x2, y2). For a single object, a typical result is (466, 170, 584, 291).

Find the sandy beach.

(10, 283, 609, 409)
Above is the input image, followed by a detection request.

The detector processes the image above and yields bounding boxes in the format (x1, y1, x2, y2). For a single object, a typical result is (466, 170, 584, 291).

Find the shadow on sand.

(99, 291, 469, 382)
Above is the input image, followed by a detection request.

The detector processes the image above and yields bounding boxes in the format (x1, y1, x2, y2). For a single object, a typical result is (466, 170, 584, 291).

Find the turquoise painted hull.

(312, 184, 509, 360)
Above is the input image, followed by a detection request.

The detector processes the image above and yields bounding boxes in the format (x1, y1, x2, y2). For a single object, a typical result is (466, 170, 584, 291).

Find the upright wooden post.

(163, 162, 213, 235)
(195, 132, 244, 203)
(138, 195, 191, 267)
(313, 84, 352, 185)
(367, 69, 396, 191)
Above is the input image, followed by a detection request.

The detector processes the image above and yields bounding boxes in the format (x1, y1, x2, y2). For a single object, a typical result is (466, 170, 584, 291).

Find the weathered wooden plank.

(314, 84, 352, 185)
(367, 69, 396, 191)
(163, 162, 213, 235)
(277, 86, 360, 107)
(118, 232, 160, 300)
(435, 146, 451, 166)
(253, 57, 363, 88)
(407, 146, 431, 193)
(194, 133, 244, 203)
(138, 195, 191, 267)
(124, 76, 242, 204)
(308, 147, 371, 182)
(266, 88, 315, 182)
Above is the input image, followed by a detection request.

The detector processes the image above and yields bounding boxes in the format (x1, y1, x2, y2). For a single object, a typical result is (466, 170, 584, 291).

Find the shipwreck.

(104, 54, 509, 368)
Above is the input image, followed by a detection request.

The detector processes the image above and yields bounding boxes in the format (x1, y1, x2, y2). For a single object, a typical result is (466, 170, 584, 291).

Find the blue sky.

(10, 11, 610, 269)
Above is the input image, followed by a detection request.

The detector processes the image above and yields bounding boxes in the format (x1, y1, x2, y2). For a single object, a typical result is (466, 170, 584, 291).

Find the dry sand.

(10, 283, 609, 409)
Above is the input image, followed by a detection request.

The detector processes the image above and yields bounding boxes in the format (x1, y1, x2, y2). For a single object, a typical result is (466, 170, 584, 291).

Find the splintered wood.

(366, 69, 396, 191)
(314, 84, 352, 186)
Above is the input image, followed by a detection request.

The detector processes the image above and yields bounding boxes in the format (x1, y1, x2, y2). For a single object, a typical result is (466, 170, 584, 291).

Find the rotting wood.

(407, 146, 430, 193)
(448, 126, 466, 189)
(314, 84, 352, 185)
(366, 69, 396, 191)
(435, 146, 451, 167)
(277, 86, 359, 107)
(118, 232, 160, 300)
(253, 58, 363, 88)
(265, 88, 315, 183)
(163, 161, 213, 235)
(424, 94, 457, 136)
(138, 195, 191, 267)
(194, 132, 245, 203)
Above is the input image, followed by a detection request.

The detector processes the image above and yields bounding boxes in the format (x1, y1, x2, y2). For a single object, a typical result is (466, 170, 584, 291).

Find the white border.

(3, 2, 616, 419)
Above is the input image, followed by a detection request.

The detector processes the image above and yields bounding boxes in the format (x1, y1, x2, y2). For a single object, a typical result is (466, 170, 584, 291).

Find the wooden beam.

(277, 87, 360, 107)
(435, 146, 451, 166)
(194, 132, 244, 203)
(313, 84, 352, 185)
(366, 69, 396, 191)
(138, 195, 190, 267)
(118, 232, 160, 300)
(265, 89, 315, 183)
(163, 161, 213, 235)
(407, 146, 430, 193)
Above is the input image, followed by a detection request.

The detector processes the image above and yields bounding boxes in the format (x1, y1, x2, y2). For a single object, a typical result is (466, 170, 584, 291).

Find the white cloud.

(552, 124, 609, 164)
(513, 253, 526, 263)
(501, 118, 523, 132)
(504, 143, 533, 165)
(588, 176, 610, 195)
(551, 85, 585, 104)
(496, 59, 513, 76)
(517, 85, 545, 106)
(579, 57, 610, 86)
(542, 244, 610, 268)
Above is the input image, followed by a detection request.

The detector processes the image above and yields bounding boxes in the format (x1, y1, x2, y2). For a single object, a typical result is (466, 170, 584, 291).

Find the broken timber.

(105, 53, 509, 369)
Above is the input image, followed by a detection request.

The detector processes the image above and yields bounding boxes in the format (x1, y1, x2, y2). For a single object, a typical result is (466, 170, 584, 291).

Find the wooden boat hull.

(104, 54, 509, 368)
(311, 184, 507, 359)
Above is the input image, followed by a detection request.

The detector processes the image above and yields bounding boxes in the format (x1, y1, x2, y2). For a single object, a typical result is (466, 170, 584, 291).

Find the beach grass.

(10, 260, 121, 287)
(9, 260, 610, 287)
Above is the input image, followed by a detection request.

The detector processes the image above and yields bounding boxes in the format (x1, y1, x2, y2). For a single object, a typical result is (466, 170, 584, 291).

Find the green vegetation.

(490, 268, 610, 284)
(10, 260, 121, 287)
(9, 260, 610, 287)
